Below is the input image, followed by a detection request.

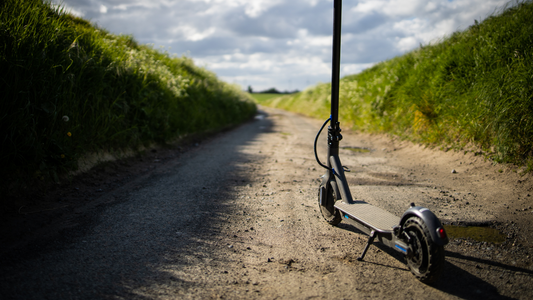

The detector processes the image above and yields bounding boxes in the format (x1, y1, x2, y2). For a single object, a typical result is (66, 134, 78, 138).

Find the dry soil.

(1, 107, 532, 299)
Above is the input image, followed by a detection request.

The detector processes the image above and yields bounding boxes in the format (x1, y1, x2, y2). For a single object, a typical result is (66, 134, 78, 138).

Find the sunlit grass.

(261, 0, 533, 167)
(0, 0, 256, 186)
(249, 93, 284, 103)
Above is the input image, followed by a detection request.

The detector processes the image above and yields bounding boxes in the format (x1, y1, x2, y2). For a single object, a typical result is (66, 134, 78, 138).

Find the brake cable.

(314, 117, 332, 171)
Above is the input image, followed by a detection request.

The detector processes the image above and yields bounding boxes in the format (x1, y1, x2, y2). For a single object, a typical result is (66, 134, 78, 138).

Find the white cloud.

(51, 0, 513, 91)
(171, 26, 217, 41)
(52, 2, 84, 17)
(243, 0, 283, 18)
(396, 36, 419, 52)
(114, 4, 128, 11)
(353, 0, 426, 18)
(341, 63, 375, 77)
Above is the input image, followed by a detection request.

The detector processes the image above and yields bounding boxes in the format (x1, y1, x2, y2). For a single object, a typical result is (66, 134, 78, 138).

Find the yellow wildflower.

(67, 132, 72, 137)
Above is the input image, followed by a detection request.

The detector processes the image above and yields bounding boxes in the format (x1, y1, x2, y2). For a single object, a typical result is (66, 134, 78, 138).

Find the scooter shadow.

(436, 251, 532, 299)
(337, 223, 522, 299)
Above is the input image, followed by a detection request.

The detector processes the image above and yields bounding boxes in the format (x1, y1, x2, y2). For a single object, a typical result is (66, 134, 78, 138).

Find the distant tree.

(261, 88, 281, 94)
(247, 85, 253, 93)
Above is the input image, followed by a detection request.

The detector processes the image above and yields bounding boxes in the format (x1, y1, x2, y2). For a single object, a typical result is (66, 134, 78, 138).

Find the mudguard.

(400, 206, 449, 246)
(319, 172, 340, 206)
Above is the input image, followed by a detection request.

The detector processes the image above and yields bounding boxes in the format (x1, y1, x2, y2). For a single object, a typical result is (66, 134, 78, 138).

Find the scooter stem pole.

(330, 0, 342, 125)
(327, 0, 343, 170)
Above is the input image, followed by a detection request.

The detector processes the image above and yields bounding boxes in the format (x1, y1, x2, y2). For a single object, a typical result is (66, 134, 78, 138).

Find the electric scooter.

(315, 0, 448, 284)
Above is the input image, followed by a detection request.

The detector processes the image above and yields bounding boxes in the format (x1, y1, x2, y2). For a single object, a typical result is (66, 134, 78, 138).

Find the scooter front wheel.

(318, 183, 341, 225)
(403, 216, 445, 284)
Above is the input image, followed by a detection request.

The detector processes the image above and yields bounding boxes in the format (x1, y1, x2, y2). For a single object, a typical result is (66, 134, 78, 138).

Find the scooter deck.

(335, 201, 400, 233)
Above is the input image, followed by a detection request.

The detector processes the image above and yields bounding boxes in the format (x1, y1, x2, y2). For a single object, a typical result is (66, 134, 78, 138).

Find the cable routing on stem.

(314, 117, 332, 171)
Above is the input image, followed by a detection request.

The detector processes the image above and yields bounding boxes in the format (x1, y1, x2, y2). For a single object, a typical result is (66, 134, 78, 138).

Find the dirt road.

(1, 107, 533, 299)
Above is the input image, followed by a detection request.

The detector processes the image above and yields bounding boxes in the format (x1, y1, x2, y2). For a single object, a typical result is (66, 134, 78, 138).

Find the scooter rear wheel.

(318, 183, 341, 225)
(404, 216, 445, 284)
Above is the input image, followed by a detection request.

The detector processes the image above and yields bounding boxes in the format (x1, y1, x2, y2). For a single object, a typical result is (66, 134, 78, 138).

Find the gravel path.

(1, 107, 532, 299)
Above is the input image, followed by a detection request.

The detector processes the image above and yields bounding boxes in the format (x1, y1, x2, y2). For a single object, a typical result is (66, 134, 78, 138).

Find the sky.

(51, 0, 512, 92)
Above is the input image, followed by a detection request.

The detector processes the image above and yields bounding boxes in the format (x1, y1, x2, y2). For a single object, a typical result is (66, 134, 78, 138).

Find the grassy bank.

(258, 0, 533, 169)
(0, 0, 256, 187)
(248, 93, 284, 102)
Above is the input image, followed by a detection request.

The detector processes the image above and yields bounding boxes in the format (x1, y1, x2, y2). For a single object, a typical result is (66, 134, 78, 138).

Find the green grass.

(260, 0, 533, 167)
(249, 93, 284, 102)
(0, 0, 256, 187)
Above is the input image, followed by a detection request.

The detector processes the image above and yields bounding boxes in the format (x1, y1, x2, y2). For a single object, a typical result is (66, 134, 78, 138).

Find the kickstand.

(357, 230, 376, 261)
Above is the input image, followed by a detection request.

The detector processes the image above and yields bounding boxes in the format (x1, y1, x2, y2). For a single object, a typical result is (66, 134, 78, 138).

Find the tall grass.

(0, 0, 256, 186)
(258, 0, 533, 166)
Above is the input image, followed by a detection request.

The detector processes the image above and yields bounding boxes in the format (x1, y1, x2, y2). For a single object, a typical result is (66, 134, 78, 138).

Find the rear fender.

(400, 206, 449, 246)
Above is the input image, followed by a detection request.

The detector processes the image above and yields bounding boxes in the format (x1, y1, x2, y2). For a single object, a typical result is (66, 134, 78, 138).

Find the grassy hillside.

(249, 93, 284, 102)
(0, 0, 256, 186)
(259, 0, 533, 169)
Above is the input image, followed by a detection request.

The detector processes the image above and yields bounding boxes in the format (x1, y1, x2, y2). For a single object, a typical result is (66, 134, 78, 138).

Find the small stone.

(451, 169, 457, 174)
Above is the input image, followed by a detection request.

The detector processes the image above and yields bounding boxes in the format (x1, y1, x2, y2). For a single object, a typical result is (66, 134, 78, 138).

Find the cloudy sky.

(51, 0, 511, 92)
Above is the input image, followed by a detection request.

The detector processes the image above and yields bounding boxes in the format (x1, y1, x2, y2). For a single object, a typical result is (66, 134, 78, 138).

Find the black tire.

(403, 216, 445, 284)
(318, 183, 341, 225)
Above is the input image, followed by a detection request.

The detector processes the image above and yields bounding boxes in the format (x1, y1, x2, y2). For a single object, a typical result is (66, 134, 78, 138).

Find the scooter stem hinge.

(328, 123, 343, 143)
